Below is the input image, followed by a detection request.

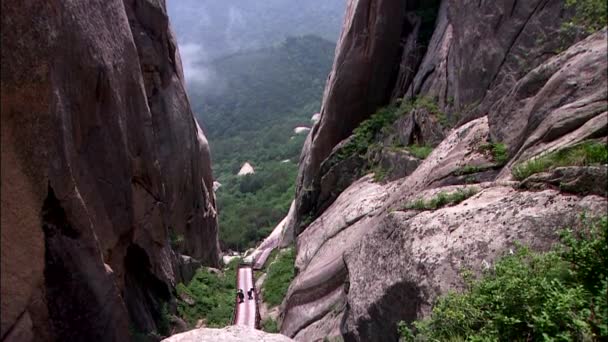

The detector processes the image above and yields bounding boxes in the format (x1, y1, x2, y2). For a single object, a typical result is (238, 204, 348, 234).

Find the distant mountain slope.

(192, 35, 335, 140)
(189, 35, 335, 171)
(184, 35, 336, 251)
(167, 0, 345, 61)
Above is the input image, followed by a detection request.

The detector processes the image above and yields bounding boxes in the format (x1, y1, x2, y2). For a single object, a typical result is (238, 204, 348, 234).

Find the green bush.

(480, 142, 509, 165)
(263, 248, 296, 307)
(404, 188, 479, 211)
(176, 259, 240, 328)
(408, 145, 434, 159)
(399, 215, 608, 341)
(565, 0, 608, 32)
(336, 97, 444, 164)
(261, 318, 279, 333)
(372, 164, 391, 182)
(337, 105, 402, 161)
(512, 141, 607, 181)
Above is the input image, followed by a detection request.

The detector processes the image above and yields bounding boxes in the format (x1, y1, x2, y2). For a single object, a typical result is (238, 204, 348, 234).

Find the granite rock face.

(1, 0, 219, 340)
(294, 0, 408, 229)
(161, 326, 294, 342)
(290, 0, 581, 240)
(280, 22, 608, 341)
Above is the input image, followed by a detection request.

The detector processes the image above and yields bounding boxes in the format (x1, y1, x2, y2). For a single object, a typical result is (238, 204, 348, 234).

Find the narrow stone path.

(234, 266, 257, 328)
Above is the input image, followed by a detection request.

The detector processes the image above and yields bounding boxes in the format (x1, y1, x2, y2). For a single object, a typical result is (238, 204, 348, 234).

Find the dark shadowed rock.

(1, 0, 219, 340)
(376, 150, 422, 181)
(520, 165, 608, 197)
(387, 107, 446, 147)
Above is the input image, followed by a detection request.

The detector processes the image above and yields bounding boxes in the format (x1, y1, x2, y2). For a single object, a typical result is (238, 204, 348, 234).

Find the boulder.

(238, 162, 255, 176)
(161, 326, 294, 342)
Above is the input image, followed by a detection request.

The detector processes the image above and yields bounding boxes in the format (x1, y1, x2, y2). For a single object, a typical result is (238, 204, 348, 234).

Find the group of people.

(237, 288, 254, 303)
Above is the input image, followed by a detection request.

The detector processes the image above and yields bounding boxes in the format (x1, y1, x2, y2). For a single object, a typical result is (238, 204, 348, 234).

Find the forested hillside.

(167, 0, 344, 61)
(189, 35, 336, 251)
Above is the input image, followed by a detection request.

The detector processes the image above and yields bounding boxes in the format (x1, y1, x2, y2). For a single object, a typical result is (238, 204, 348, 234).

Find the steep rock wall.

(0, 0, 219, 341)
(290, 0, 581, 238)
(294, 0, 407, 232)
(281, 0, 607, 338)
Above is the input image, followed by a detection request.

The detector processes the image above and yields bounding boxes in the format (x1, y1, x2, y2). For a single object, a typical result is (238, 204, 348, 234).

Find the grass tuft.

(261, 318, 279, 333)
(405, 187, 479, 211)
(408, 145, 434, 159)
(262, 248, 296, 307)
(512, 141, 607, 181)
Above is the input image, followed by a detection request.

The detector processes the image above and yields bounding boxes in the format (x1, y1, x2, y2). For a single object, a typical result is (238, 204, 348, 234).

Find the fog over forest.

(167, 0, 345, 85)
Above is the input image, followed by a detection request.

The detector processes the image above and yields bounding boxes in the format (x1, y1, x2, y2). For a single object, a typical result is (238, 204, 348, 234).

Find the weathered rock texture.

(1, 0, 219, 341)
(161, 326, 294, 342)
(290, 0, 586, 239)
(294, 0, 408, 229)
(281, 0, 607, 338)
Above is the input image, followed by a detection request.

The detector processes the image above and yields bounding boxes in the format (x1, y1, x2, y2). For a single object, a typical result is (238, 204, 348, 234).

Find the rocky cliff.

(282, 0, 607, 340)
(1, 1, 220, 341)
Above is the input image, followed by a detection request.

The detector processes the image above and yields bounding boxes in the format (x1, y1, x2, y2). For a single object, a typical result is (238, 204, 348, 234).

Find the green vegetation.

(564, 0, 608, 32)
(262, 248, 296, 307)
(176, 259, 240, 328)
(455, 165, 483, 176)
(337, 96, 444, 163)
(157, 303, 171, 336)
(481, 142, 509, 165)
(399, 215, 608, 341)
(372, 164, 392, 182)
(400, 96, 450, 127)
(408, 145, 434, 159)
(405, 187, 479, 211)
(170, 231, 184, 250)
(261, 318, 279, 333)
(337, 105, 402, 161)
(188, 36, 335, 251)
(512, 141, 607, 181)
(217, 162, 299, 251)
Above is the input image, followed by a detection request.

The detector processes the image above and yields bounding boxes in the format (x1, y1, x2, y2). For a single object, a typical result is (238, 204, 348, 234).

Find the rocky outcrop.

(281, 24, 607, 340)
(294, 0, 408, 227)
(282, 117, 607, 341)
(290, 0, 585, 240)
(519, 165, 608, 197)
(1, 0, 219, 341)
(161, 326, 294, 342)
(341, 187, 606, 341)
(238, 162, 256, 176)
(491, 29, 607, 168)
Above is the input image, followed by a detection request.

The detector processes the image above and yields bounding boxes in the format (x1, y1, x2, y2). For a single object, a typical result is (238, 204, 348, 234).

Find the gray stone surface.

(520, 165, 608, 197)
(162, 326, 294, 342)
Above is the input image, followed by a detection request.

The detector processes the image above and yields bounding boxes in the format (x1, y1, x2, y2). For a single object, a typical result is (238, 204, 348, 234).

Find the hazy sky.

(166, 0, 345, 85)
